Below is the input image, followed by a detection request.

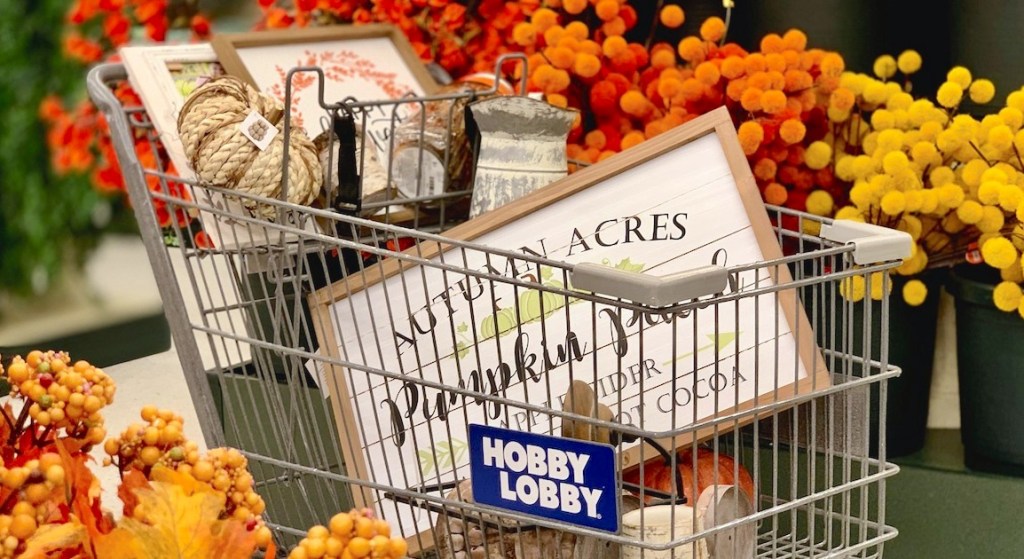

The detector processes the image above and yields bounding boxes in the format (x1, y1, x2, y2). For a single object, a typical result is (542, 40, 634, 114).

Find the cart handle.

(570, 262, 729, 307)
(86, 63, 128, 115)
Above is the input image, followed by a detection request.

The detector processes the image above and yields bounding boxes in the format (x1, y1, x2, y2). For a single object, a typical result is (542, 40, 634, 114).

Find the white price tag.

(239, 111, 279, 151)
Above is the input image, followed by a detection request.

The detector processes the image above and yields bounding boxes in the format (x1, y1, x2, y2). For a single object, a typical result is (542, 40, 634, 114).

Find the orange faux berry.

(677, 36, 706, 63)
(620, 90, 651, 118)
(565, 20, 589, 40)
(829, 87, 855, 111)
(695, 61, 721, 85)
(819, 52, 845, 77)
(545, 46, 575, 70)
(737, 121, 765, 155)
(680, 78, 703, 101)
(573, 53, 601, 78)
(651, 48, 676, 70)
(602, 35, 628, 57)
(512, 22, 537, 46)
(531, 8, 559, 33)
(621, 130, 645, 150)
(764, 182, 789, 205)
(754, 158, 778, 181)
(740, 87, 764, 112)
(546, 93, 568, 108)
(760, 89, 787, 114)
(585, 129, 607, 150)
(544, 25, 565, 45)
(760, 33, 785, 54)
(779, 119, 807, 144)
(784, 69, 813, 91)
(700, 17, 726, 42)
(782, 29, 808, 51)
(595, 0, 619, 21)
(563, 0, 587, 15)
(602, 16, 627, 37)
(657, 78, 684, 100)
(744, 53, 767, 74)
(660, 5, 685, 28)
(721, 56, 745, 79)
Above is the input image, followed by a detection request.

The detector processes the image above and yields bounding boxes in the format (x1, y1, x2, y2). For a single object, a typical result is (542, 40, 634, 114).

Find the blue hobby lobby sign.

(468, 423, 619, 533)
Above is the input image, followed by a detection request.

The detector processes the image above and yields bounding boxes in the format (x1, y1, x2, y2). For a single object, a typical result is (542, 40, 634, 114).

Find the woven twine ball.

(176, 76, 322, 219)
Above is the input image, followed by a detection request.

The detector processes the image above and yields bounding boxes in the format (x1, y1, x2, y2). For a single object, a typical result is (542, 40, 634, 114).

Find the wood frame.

(306, 106, 831, 551)
(212, 23, 438, 97)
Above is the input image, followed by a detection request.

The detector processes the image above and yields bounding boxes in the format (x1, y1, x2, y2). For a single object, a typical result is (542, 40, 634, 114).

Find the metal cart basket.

(88, 60, 903, 558)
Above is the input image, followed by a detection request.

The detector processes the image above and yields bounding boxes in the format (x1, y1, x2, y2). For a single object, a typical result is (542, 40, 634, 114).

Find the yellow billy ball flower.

(960, 159, 989, 187)
(911, 141, 939, 164)
(978, 181, 1002, 205)
(871, 109, 896, 130)
(970, 79, 996, 104)
(1018, 298, 1024, 319)
(835, 156, 856, 181)
(904, 190, 924, 213)
(850, 183, 872, 209)
(869, 271, 893, 301)
(980, 167, 1008, 183)
(897, 245, 928, 275)
(903, 279, 928, 307)
(876, 129, 904, 152)
(881, 191, 907, 215)
(835, 206, 865, 222)
(930, 166, 955, 187)
(920, 189, 940, 213)
(899, 214, 923, 240)
(982, 236, 1019, 270)
(802, 220, 822, 236)
(919, 120, 944, 141)
(1002, 256, 1024, 281)
(938, 183, 965, 208)
(936, 129, 965, 153)
(897, 50, 923, 74)
(805, 141, 832, 170)
(999, 184, 1024, 212)
(861, 131, 879, 155)
(993, 281, 1023, 312)
(873, 55, 897, 79)
(1000, 107, 1024, 130)
(840, 275, 867, 302)
(937, 81, 964, 108)
(956, 199, 984, 224)
(850, 154, 876, 179)
(806, 189, 834, 216)
(943, 212, 967, 234)
(1008, 90, 1024, 111)
(947, 66, 973, 88)
(888, 91, 914, 111)
(882, 150, 910, 174)
(863, 81, 889, 105)
(988, 124, 1014, 151)
(977, 205, 1005, 233)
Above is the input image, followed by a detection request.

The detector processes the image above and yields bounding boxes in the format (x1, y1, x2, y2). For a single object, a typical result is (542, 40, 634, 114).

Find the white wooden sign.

(310, 107, 829, 547)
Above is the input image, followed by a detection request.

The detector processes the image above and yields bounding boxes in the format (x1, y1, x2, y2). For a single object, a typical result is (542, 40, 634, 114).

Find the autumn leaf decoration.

(95, 467, 263, 559)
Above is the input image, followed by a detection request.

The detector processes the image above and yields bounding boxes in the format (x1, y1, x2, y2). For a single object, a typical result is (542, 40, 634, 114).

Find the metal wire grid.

(88, 63, 901, 558)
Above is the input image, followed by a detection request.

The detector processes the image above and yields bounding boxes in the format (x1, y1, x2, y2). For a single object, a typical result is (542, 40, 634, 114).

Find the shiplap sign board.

(309, 107, 829, 547)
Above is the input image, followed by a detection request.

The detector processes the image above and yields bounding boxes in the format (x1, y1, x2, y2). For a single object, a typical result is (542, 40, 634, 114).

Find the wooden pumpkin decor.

(622, 448, 756, 507)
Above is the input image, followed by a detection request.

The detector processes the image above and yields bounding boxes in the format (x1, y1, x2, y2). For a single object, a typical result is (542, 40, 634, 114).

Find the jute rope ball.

(176, 76, 322, 219)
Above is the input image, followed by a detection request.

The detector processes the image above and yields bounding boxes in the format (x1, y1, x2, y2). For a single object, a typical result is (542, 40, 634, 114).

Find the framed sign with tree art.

(306, 107, 832, 550)
(212, 24, 439, 217)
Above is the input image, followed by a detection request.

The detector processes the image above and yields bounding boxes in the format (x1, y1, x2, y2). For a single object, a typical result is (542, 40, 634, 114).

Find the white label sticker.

(239, 111, 279, 151)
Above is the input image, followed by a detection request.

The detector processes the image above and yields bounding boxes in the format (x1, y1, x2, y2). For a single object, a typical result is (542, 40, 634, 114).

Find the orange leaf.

(118, 468, 150, 519)
(55, 438, 111, 544)
(95, 479, 259, 559)
(20, 521, 86, 559)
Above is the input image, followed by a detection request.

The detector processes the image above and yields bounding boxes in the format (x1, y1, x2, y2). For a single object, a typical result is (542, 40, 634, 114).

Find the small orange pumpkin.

(622, 448, 756, 505)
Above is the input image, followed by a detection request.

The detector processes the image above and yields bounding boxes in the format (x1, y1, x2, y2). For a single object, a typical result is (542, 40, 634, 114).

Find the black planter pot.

(948, 265, 1024, 476)
(801, 267, 945, 458)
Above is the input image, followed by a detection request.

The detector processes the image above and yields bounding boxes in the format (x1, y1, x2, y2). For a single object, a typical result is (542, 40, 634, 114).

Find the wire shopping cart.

(87, 58, 904, 558)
